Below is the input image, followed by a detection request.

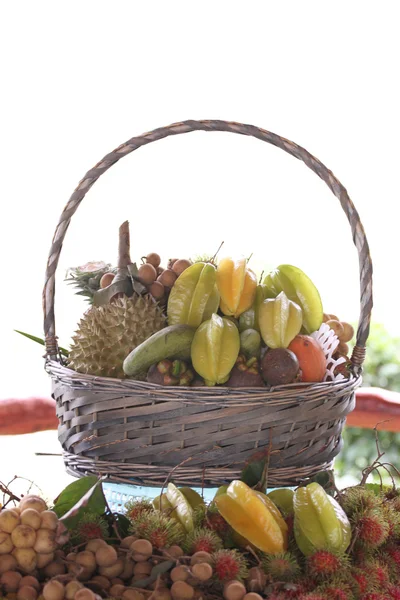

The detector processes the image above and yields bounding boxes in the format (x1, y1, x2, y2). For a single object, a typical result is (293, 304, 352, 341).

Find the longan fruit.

(11, 525, 36, 549)
(157, 269, 177, 288)
(120, 536, 137, 549)
(34, 528, 57, 553)
(337, 342, 349, 356)
(130, 540, 152, 562)
(322, 313, 331, 323)
(146, 253, 161, 269)
(95, 544, 118, 567)
(40, 511, 59, 531)
(19, 496, 47, 514)
(172, 259, 192, 276)
(122, 590, 145, 600)
(76, 551, 97, 572)
(90, 576, 110, 590)
(74, 590, 96, 600)
(157, 267, 164, 276)
(20, 510, 41, 531)
(340, 322, 355, 343)
(85, 539, 107, 553)
(100, 272, 115, 289)
(243, 595, 263, 600)
(133, 562, 152, 577)
(109, 584, 126, 597)
(13, 548, 37, 573)
(42, 560, 66, 578)
(171, 566, 189, 582)
(0, 532, 14, 554)
(191, 562, 213, 582)
(1, 570, 23, 592)
(43, 580, 65, 600)
(153, 590, 172, 600)
(190, 551, 212, 566)
(326, 319, 344, 338)
(17, 586, 38, 600)
(64, 581, 83, 600)
(19, 576, 40, 591)
(167, 546, 184, 559)
(98, 557, 125, 578)
(35, 552, 54, 568)
(138, 263, 157, 285)
(0, 553, 18, 574)
(0, 508, 21, 533)
(119, 559, 135, 581)
(168, 258, 178, 269)
(223, 581, 246, 600)
(110, 578, 124, 586)
(170, 581, 194, 600)
(149, 281, 165, 300)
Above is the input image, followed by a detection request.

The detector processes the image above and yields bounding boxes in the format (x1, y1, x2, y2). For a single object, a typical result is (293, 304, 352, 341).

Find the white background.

(1, 1, 399, 402)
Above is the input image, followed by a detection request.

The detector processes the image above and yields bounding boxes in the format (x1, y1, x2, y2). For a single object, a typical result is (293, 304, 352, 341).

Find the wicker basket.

(43, 120, 373, 488)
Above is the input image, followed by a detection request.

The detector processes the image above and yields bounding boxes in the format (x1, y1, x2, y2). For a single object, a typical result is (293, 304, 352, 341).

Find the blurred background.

(1, 1, 399, 498)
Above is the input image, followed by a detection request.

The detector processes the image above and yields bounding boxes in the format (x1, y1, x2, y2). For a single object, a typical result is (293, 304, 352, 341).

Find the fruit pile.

(3, 470, 400, 600)
(63, 221, 355, 386)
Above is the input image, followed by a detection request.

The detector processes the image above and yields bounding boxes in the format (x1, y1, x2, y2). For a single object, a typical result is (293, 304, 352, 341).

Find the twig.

(211, 241, 224, 264)
(258, 270, 264, 284)
(246, 545, 262, 565)
(160, 456, 196, 498)
(259, 433, 273, 492)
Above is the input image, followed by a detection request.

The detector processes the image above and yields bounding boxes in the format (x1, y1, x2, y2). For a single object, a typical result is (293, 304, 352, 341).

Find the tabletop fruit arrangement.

(63, 221, 355, 388)
(1, 454, 400, 600)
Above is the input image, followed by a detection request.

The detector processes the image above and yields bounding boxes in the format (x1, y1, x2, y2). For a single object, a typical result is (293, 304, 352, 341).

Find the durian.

(68, 294, 166, 378)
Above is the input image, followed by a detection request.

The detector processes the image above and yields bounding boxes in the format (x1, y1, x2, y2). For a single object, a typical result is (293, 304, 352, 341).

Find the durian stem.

(118, 220, 131, 268)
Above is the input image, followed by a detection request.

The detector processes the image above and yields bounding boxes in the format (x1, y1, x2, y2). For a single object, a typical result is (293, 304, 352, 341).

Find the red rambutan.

(387, 585, 400, 599)
(182, 527, 223, 554)
(130, 511, 183, 549)
(125, 498, 152, 521)
(306, 550, 348, 581)
(206, 511, 229, 536)
(298, 593, 329, 600)
(317, 582, 353, 600)
(212, 549, 248, 582)
(263, 551, 300, 583)
(350, 569, 372, 595)
(383, 545, 400, 575)
(70, 512, 108, 543)
(357, 511, 389, 549)
(340, 487, 382, 518)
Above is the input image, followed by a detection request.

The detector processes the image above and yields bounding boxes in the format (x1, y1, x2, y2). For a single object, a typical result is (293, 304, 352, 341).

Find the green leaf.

(14, 330, 69, 357)
(241, 448, 270, 490)
(112, 513, 131, 538)
(133, 560, 175, 588)
(53, 476, 107, 528)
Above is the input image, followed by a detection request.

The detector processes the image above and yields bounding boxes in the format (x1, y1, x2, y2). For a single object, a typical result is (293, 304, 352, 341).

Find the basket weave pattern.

(43, 120, 373, 487)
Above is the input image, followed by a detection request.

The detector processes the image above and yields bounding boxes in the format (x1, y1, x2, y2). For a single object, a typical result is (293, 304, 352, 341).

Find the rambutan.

(363, 560, 390, 586)
(182, 527, 223, 554)
(340, 487, 382, 518)
(263, 551, 300, 583)
(130, 511, 183, 549)
(306, 550, 348, 581)
(316, 580, 354, 600)
(206, 511, 229, 536)
(211, 549, 248, 582)
(70, 512, 108, 543)
(356, 511, 389, 549)
(387, 585, 400, 599)
(350, 568, 377, 596)
(298, 593, 329, 600)
(383, 505, 400, 540)
(125, 498, 153, 521)
(383, 544, 400, 574)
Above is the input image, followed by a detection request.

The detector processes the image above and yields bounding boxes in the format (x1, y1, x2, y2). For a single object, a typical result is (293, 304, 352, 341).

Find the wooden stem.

(118, 221, 131, 269)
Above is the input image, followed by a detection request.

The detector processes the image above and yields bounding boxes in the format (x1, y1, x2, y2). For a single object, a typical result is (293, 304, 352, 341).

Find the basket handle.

(43, 119, 373, 372)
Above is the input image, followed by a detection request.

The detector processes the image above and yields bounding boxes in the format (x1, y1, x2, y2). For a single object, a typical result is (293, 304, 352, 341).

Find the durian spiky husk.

(68, 294, 166, 379)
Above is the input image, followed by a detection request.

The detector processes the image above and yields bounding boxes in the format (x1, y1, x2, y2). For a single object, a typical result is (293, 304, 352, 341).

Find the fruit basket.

(43, 119, 373, 488)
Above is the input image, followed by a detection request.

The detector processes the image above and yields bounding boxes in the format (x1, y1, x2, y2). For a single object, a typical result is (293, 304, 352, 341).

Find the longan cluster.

(322, 312, 355, 357)
(0, 494, 60, 574)
(136, 254, 192, 305)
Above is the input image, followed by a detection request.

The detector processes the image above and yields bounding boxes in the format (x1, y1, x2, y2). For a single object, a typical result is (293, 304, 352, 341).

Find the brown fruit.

(120, 536, 137, 549)
(35, 552, 54, 568)
(326, 319, 344, 338)
(133, 562, 152, 577)
(149, 281, 165, 300)
(157, 269, 177, 287)
(167, 545, 184, 558)
(146, 253, 162, 268)
(170, 581, 194, 600)
(100, 272, 115, 289)
(90, 576, 110, 590)
(130, 539, 152, 562)
(340, 322, 355, 343)
(261, 348, 299, 386)
(17, 586, 38, 600)
(172, 259, 192, 276)
(20, 510, 41, 531)
(153, 591, 172, 600)
(337, 341, 349, 356)
(76, 551, 97, 572)
(98, 558, 125, 578)
(42, 560, 66, 577)
(40, 511, 59, 531)
(110, 584, 126, 597)
(138, 263, 157, 285)
(34, 528, 56, 554)
(226, 364, 264, 388)
(157, 267, 164, 276)
(65, 581, 83, 600)
(19, 496, 47, 514)
(74, 589, 96, 600)
(168, 258, 179, 269)
(110, 578, 124, 586)
(223, 581, 246, 600)
(0, 532, 14, 554)
(119, 558, 135, 581)
(243, 595, 263, 600)
(0, 508, 20, 533)
(42, 580, 65, 600)
(20, 576, 40, 591)
(171, 565, 189, 582)
(0, 554, 18, 574)
(1, 570, 22, 592)
(122, 590, 145, 600)
(95, 544, 118, 567)
(85, 539, 108, 553)
(190, 551, 212, 566)
(191, 562, 213, 581)
(11, 525, 36, 549)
